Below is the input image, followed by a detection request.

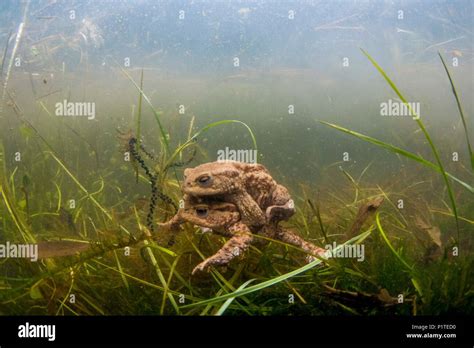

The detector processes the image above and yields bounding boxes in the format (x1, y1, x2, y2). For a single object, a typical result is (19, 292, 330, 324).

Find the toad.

(158, 197, 253, 274)
(182, 161, 295, 227)
(158, 198, 326, 274)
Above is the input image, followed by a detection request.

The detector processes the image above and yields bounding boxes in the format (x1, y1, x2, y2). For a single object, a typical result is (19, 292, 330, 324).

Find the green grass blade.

(215, 279, 256, 316)
(165, 119, 258, 169)
(361, 49, 460, 237)
(320, 121, 474, 193)
(375, 212, 413, 271)
(190, 120, 258, 156)
(438, 52, 474, 171)
(48, 151, 112, 219)
(113, 250, 130, 291)
(135, 68, 144, 182)
(118, 65, 170, 154)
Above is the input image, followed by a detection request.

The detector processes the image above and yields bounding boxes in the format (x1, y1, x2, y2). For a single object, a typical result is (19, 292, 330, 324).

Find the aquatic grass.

(438, 52, 473, 171)
(0, 143, 34, 243)
(180, 229, 372, 309)
(47, 151, 113, 221)
(185, 235, 255, 310)
(1, 17, 26, 114)
(38, 101, 100, 168)
(320, 122, 474, 194)
(375, 212, 413, 272)
(117, 64, 170, 154)
(160, 254, 181, 315)
(1, 49, 471, 317)
(0, 30, 12, 79)
(360, 49, 460, 238)
(214, 278, 256, 316)
(142, 238, 180, 314)
(113, 249, 130, 292)
(167, 119, 258, 169)
(339, 166, 359, 204)
(135, 68, 144, 182)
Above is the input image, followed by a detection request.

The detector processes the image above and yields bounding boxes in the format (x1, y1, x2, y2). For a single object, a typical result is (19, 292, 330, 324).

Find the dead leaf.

(37, 241, 91, 259)
(415, 216, 442, 247)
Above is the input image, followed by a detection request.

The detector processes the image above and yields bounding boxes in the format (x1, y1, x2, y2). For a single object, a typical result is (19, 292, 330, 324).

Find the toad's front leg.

(230, 193, 266, 227)
(156, 209, 186, 232)
(192, 223, 253, 275)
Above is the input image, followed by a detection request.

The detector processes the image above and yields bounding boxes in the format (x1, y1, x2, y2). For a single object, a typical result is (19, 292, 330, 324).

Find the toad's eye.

(196, 207, 208, 217)
(196, 175, 212, 186)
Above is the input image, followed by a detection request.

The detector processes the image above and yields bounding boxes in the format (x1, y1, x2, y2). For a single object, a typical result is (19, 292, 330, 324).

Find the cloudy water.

(0, 0, 472, 324)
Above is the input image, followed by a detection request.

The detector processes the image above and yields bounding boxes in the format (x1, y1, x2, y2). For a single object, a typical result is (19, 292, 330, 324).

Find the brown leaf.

(347, 196, 384, 238)
(415, 216, 442, 247)
(37, 241, 91, 259)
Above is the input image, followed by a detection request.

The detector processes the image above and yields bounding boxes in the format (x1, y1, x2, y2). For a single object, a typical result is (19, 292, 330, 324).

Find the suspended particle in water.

(342, 57, 349, 67)
(452, 152, 458, 162)
(288, 294, 295, 304)
(397, 199, 404, 209)
(288, 104, 294, 115)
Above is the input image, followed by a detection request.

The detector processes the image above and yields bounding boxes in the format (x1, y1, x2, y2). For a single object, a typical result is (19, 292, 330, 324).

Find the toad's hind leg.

(192, 223, 253, 275)
(265, 185, 295, 223)
(266, 199, 295, 223)
(275, 227, 326, 263)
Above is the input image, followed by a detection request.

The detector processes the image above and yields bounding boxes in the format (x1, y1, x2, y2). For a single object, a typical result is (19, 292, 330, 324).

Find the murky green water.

(0, 1, 472, 316)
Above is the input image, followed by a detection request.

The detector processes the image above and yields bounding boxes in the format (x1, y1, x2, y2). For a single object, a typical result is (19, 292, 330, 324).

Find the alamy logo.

(0, 242, 38, 262)
(18, 322, 56, 341)
(217, 147, 257, 163)
(380, 99, 420, 119)
(324, 242, 365, 262)
(55, 99, 96, 120)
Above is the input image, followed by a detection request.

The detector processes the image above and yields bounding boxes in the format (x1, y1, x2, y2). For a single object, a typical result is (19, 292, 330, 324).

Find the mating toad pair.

(159, 161, 326, 274)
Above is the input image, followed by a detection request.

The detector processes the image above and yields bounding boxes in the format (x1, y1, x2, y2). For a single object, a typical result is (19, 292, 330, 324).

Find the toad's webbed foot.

(265, 199, 295, 223)
(192, 223, 253, 275)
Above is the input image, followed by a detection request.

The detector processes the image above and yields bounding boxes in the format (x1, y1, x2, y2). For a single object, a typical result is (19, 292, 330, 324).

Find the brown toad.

(183, 161, 295, 227)
(158, 198, 326, 274)
(158, 197, 253, 274)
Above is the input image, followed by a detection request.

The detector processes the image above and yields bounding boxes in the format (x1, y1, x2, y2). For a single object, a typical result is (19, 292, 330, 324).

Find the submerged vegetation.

(0, 46, 472, 316)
